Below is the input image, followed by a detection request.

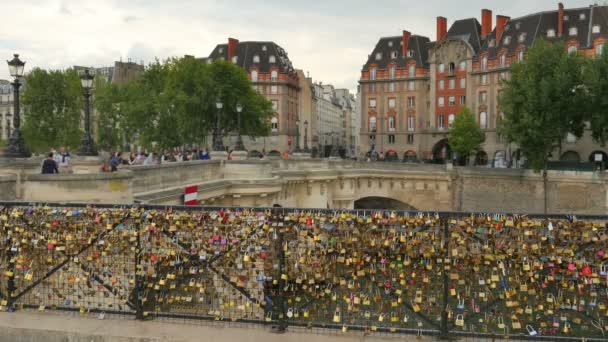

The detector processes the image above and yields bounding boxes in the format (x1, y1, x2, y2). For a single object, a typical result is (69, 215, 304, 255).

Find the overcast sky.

(0, 0, 597, 92)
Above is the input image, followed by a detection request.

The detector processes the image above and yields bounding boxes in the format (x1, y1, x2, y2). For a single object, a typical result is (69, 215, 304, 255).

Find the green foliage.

(448, 107, 485, 163)
(499, 39, 587, 171)
(584, 45, 608, 145)
(21, 68, 83, 153)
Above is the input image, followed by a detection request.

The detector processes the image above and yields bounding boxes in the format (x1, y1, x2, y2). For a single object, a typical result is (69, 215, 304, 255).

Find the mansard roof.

(207, 41, 296, 74)
(362, 35, 431, 71)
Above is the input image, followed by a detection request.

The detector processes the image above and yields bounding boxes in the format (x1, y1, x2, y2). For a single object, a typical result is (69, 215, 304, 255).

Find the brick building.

(360, 3, 608, 165)
(205, 38, 301, 154)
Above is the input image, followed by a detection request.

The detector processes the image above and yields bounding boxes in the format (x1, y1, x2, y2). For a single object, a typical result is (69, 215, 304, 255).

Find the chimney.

(227, 38, 239, 61)
(558, 3, 564, 37)
(437, 17, 447, 42)
(481, 9, 493, 38)
(402, 30, 411, 57)
(496, 15, 510, 43)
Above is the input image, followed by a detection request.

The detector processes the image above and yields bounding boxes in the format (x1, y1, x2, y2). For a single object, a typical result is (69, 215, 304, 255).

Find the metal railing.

(0, 201, 607, 341)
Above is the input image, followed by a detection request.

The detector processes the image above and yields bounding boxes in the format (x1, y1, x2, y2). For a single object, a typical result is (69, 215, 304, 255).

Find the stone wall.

(128, 160, 222, 194)
(0, 174, 17, 201)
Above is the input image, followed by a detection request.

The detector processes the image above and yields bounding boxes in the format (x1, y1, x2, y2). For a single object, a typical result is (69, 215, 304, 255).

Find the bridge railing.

(0, 201, 607, 341)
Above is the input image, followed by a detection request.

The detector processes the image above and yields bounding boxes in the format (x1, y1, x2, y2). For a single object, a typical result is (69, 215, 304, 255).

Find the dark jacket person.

(41, 153, 59, 174)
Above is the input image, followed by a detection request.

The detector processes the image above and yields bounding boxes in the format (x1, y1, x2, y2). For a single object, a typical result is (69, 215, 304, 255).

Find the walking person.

(41, 152, 59, 174)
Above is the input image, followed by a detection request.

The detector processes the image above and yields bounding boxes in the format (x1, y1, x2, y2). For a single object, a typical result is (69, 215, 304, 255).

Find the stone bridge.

(1, 158, 607, 214)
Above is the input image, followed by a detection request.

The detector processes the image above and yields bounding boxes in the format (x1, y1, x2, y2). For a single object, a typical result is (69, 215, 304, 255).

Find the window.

(218, 48, 223, 53)
(391, 51, 398, 59)
(408, 115, 415, 131)
(408, 81, 415, 91)
(460, 78, 466, 88)
(375, 52, 382, 61)
(438, 115, 445, 129)
(459, 61, 466, 71)
(251, 70, 258, 82)
(388, 116, 396, 131)
(448, 63, 455, 75)
(499, 72, 507, 80)
(389, 82, 395, 92)
(479, 91, 487, 104)
(518, 33, 527, 43)
(480, 74, 488, 85)
(547, 29, 556, 38)
(503, 36, 511, 45)
(439, 64, 445, 73)
(389, 66, 395, 79)
(271, 117, 278, 131)
(369, 99, 377, 108)
(253, 55, 260, 63)
(479, 112, 487, 129)
(271, 70, 278, 82)
(369, 135, 376, 145)
(481, 57, 488, 71)
(439, 80, 445, 90)
(369, 116, 377, 131)
(407, 134, 414, 144)
(388, 98, 396, 108)
(388, 134, 395, 144)
(579, 13, 586, 21)
(271, 100, 278, 112)
(407, 50, 414, 57)
(388, 41, 393, 47)
(262, 45, 267, 51)
(408, 97, 415, 108)
(408, 65, 415, 77)
(269, 55, 276, 63)
(518, 50, 524, 62)
(568, 45, 577, 55)
(271, 85, 278, 94)
(459, 95, 466, 105)
(438, 97, 445, 107)
(515, 22, 521, 30)
(448, 114, 455, 128)
(597, 44, 605, 56)
(569, 27, 578, 36)
(488, 39, 496, 48)
(593, 25, 601, 34)
(369, 83, 376, 92)
(448, 96, 455, 106)
(231, 56, 238, 64)
(563, 15, 569, 21)
(449, 79, 455, 89)
(370, 68, 376, 80)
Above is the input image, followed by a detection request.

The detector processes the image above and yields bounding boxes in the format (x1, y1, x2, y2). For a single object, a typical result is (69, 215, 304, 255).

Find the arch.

(385, 150, 399, 162)
(248, 150, 263, 158)
(475, 151, 489, 166)
(268, 150, 281, 157)
(493, 150, 507, 168)
(403, 150, 418, 163)
(431, 139, 451, 164)
(560, 151, 581, 162)
(354, 197, 418, 210)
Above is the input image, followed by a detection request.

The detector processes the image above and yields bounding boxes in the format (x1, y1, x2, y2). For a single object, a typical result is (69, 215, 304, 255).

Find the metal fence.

(0, 201, 607, 341)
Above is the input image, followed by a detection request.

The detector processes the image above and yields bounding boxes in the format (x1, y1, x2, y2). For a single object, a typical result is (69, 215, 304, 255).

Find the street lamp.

(213, 100, 224, 151)
(294, 119, 302, 153)
(79, 69, 97, 156)
(303, 120, 310, 153)
(234, 103, 245, 151)
(3, 54, 30, 158)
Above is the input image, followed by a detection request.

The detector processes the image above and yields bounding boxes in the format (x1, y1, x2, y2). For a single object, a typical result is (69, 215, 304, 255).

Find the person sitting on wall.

(41, 152, 59, 174)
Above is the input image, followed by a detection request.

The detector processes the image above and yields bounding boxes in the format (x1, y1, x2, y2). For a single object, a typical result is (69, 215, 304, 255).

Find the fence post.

(439, 218, 450, 340)
(134, 219, 144, 320)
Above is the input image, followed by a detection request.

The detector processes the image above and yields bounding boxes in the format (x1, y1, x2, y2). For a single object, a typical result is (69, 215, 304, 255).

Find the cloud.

(123, 15, 138, 23)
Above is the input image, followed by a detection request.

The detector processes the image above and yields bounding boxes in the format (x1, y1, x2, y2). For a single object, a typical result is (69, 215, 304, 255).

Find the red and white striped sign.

(184, 185, 198, 206)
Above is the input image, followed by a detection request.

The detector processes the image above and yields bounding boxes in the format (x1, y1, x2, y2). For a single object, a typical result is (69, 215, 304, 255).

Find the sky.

(0, 0, 598, 93)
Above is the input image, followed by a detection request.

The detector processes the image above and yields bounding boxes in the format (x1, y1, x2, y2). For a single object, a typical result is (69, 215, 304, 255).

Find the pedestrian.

(41, 152, 59, 174)
(143, 152, 155, 166)
(109, 152, 121, 172)
(54, 147, 72, 174)
(200, 148, 210, 160)
(128, 153, 137, 165)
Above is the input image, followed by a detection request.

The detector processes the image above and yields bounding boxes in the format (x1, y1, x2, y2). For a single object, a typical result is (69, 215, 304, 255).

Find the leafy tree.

(448, 107, 485, 165)
(499, 39, 587, 171)
(21, 68, 83, 153)
(94, 78, 124, 150)
(584, 45, 608, 145)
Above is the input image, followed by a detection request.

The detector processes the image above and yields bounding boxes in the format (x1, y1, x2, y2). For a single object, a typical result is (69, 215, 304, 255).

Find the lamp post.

(79, 69, 97, 156)
(294, 119, 302, 153)
(3, 54, 30, 158)
(234, 103, 245, 151)
(213, 100, 224, 151)
(303, 120, 309, 153)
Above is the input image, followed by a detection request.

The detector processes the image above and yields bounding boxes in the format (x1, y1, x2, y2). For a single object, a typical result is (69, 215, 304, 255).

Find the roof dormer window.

(269, 55, 276, 63)
(569, 27, 578, 36)
(504, 24, 510, 32)
(547, 29, 556, 38)
(391, 51, 398, 59)
(218, 48, 223, 53)
(518, 33, 527, 43)
(593, 25, 601, 34)
(407, 50, 414, 57)
(375, 52, 382, 61)
(388, 41, 393, 47)
(253, 55, 260, 63)
(262, 45, 267, 51)
(503, 36, 511, 45)
(231, 56, 238, 64)
(206, 59, 213, 64)
(579, 13, 586, 21)
(563, 15, 569, 21)
(488, 39, 496, 48)
(515, 22, 521, 30)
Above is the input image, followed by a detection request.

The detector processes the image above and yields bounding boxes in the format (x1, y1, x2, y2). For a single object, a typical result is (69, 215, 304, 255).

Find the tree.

(21, 68, 83, 153)
(499, 39, 587, 172)
(448, 107, 485, 165)
(94, 78, 124, 150)
(584, 45, 608, 145)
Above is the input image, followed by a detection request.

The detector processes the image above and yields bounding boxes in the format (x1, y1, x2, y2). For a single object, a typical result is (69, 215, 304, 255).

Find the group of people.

(41, 147, 73, 174)
(99, 149, 212, 172)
